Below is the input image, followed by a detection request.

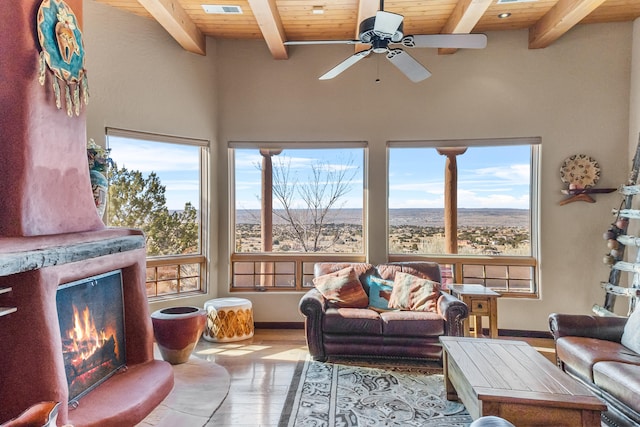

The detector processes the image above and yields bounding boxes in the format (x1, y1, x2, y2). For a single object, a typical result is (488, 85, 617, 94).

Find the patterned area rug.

(279, 358, 473, 427)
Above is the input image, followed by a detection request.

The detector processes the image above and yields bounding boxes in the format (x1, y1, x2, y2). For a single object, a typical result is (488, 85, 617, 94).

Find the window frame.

(229, 141, 368, 292)
(387, 137, 541, 297)
(106, 127, 210, 300)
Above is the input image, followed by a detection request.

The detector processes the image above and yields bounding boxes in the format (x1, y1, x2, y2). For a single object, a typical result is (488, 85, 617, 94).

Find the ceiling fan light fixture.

(498, 12, 512, 18)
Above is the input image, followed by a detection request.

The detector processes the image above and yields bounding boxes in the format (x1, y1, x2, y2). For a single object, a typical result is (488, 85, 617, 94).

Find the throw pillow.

(313, 266, 369, 308)
(389, 271, 441, 312)
(621, 308, 640, 354)
(367, 277, 395, 312)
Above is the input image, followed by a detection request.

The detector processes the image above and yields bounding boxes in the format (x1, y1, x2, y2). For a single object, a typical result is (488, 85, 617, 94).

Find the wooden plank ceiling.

(95, 0, 640, 58)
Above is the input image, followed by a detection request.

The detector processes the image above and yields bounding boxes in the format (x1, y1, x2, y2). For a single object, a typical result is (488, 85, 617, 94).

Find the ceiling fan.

(284, 2, 487, 82)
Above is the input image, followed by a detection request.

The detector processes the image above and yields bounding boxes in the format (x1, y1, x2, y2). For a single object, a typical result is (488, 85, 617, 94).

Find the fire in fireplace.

(56, 270, 126, 403)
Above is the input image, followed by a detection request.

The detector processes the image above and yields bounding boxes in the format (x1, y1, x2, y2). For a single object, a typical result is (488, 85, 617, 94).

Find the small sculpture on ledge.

(87, 138, 112, 218)
(559, 154, 615, 205)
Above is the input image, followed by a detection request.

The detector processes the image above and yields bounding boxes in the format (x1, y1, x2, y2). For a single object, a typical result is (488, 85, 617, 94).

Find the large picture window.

(388, 138, 540, 295)
(106, 129, 208, 298)
(231, 143, 366, 290)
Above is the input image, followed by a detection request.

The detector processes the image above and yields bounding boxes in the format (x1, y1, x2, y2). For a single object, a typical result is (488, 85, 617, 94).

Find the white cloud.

(163, 179, 199, 191)
(109, 142, 199, 172)
(470, 164, 530, 183)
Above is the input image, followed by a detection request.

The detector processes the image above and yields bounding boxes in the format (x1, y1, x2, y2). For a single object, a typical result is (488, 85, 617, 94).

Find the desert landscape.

(235, 208, 530, 255)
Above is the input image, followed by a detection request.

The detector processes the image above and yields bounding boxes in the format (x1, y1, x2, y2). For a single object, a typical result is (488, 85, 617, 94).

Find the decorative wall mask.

(36, 0, 89, 117)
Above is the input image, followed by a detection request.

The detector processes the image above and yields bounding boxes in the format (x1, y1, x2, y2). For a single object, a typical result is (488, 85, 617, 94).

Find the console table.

(450, 284, 500, 338)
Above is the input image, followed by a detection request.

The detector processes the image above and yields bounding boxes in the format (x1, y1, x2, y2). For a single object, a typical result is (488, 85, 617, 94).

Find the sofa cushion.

(388, 271, 440, 312)
(621, 308, 640, 354)
(593, 361, 640, 412)
(380, 310, 445, 337)
(556, 336, 640, 382)
(377, 262, 442, 283)
(323, 307, 382, 335)
(315, 263, 376, 293)
(367, 277, 395, 312)
(313, 266, 369, 308)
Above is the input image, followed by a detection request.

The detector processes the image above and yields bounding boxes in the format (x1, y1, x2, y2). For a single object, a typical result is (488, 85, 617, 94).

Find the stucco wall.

(83, 0, 219, 311)
(84, 0, 634, 332)
(216, 23, 632, 331)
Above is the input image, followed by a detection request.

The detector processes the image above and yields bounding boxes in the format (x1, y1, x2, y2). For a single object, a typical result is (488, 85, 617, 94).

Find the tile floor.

(144, 329, 556, 427)
(195, 329, 308, 427)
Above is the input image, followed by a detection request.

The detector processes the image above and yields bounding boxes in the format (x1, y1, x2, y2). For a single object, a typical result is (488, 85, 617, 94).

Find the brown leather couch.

(549, 313, 640, 427)
(299, 262, 469, 362)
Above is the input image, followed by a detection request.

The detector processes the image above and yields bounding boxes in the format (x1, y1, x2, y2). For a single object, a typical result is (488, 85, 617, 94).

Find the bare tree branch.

(268, 154, 358, 252)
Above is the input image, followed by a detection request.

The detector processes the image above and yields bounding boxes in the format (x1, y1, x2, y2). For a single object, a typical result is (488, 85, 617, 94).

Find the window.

(106, 129, 209, 298)
(388, 138, 539, 296)
(230, 143, 366, 291)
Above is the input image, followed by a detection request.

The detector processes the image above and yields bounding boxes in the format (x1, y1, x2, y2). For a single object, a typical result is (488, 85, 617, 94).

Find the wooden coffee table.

(440, 337, 606, 427)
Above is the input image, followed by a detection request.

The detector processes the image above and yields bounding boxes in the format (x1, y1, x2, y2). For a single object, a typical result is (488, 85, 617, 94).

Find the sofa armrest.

(299, 288, 328, 360)
(438, 292, 469, 337)
(548, 313, 628, 343)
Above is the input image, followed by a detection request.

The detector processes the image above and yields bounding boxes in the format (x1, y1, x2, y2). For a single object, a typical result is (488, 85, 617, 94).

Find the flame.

(66, 305, 112, 363)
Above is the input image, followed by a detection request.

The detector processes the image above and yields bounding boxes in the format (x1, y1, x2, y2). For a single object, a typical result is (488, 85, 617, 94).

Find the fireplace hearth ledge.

(66, 360, 174, 427)
(0, 228, 145, 276)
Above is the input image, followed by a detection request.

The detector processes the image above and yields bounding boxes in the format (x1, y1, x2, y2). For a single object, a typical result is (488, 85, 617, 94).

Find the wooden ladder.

(594, 138, 640, 316)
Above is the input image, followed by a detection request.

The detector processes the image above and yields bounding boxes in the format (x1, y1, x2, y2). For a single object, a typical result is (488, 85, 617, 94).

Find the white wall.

(83, 0, 635, 331)
(83, 0, 219, 311)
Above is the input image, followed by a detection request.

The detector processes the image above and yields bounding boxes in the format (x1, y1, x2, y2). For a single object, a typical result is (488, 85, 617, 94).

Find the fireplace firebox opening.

(56, 270, 126, 404)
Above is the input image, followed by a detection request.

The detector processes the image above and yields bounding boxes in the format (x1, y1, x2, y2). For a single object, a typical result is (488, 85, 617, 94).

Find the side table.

(450, 284, 501, 338)
(202, 297, 254, 342)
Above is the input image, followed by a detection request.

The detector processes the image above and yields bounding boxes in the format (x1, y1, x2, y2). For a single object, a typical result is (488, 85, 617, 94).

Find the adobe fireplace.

(0, 2, 174, 426)
(0, 231, 175, 427)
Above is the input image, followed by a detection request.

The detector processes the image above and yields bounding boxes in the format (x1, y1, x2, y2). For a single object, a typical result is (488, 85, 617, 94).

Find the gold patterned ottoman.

(203, 297, 254, 342)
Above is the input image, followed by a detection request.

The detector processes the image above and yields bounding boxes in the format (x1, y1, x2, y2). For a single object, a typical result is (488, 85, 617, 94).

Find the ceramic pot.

(89, 169, 108, 218)
(151, 306, 206, 364)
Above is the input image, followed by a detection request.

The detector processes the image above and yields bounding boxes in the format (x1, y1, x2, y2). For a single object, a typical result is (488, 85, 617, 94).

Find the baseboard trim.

(254, 323, 552, 338)
(255, 322, 304, 329)
(496, 328, 553, 339)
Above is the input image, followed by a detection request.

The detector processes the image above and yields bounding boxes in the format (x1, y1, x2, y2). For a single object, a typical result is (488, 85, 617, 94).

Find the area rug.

(279, 358, 473, 427)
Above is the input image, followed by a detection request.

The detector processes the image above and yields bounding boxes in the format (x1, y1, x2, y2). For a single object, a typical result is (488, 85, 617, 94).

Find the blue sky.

(235, 146, 530, 210)
(389, 146, 531, 209)
(234, 148, 365, 210)
(107, 136, 200, 211)
(105, 139, 530, 211)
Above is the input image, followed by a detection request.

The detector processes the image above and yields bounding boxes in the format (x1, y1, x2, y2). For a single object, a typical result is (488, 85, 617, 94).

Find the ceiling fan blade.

(284, 40, 359, 46)
(319, 49, 372, 80)
(400, 34, 487, 49)
(386, 49, 431, 82)
(373, 11, 404, 38)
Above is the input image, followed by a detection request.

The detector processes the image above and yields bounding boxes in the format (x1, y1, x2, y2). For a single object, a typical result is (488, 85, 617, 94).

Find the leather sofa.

(549, 313, 640, 427)
(299, 262, 469, 362)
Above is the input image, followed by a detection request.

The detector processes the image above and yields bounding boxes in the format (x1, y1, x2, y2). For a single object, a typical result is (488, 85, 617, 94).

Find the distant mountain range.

(236, 208, 529, 228)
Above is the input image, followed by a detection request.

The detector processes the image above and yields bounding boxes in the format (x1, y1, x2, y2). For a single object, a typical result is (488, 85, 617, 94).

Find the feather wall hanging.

(36, 0, 89, 117)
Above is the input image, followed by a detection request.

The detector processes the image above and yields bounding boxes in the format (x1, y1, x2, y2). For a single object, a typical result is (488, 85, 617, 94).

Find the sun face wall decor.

(559, 154, 616, 205)
(36, 0, 89, 117)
